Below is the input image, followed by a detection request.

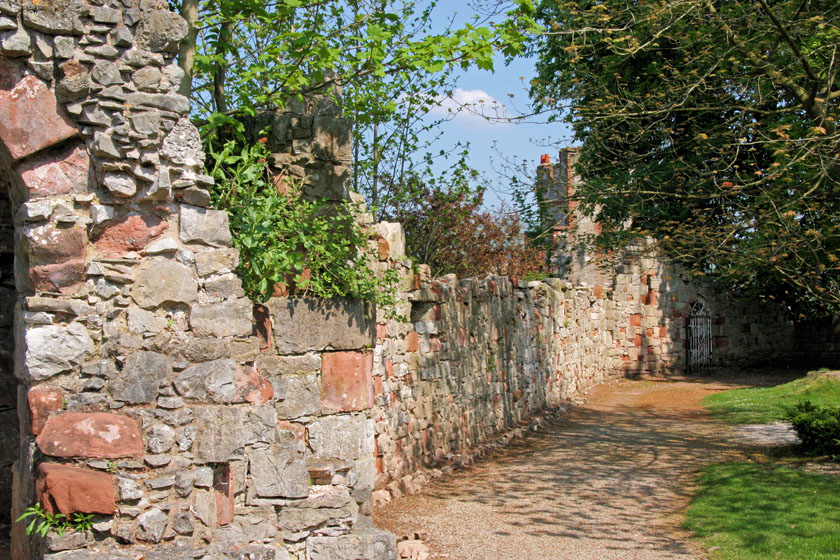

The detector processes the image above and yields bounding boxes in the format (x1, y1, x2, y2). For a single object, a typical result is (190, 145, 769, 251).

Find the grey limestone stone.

(192, 407, 247, 463)
(189, 297, 252, 338)
(93, 6, 121, 24)
(132, 67, 162, 91)
(172, 511, 193, 535)
(174, 359, 236, 403)
(248, 446, 310, 498)
(129, 112, 162, 136)
(111, 25, 133, 48)
(194, 248, 239, 277)
(53, 36, 75, 59)
(91, 61, 122, 86)
(216, 507, 277, 544)
(162, 118, 204, 167)
(118, 477, 143, 501)
(179, 205, 232, 247)
(109, 350, 172, 404)
(22, 322, 94, 381)
(130, 258, 198, 309)
(146, 423, 175, 453)
(22, 0, 83, 35)
(274, 372, 320, 420)
(136, 9, 187, 53)
(103, 172, 137, 197)
(306, 524, 398, 560)
(127, 307, 167, 334)
(203, 273, 244, 299)
(269, 297, 374, 354)
(0, 0, 19, 16)
(126, 92, 188, 112)
(1, 26, 31, 57)
(308, 415, 374, 461)
(136, 507, 168, 543)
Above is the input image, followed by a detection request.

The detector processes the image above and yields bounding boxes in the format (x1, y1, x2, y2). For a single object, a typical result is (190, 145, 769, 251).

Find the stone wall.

(367, 232, 798, 501)
(0, 1, 393, 559)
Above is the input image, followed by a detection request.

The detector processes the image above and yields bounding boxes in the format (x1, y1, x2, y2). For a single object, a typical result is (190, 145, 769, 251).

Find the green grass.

(684, 463, 840, 559)
(703, 374, 840, 424)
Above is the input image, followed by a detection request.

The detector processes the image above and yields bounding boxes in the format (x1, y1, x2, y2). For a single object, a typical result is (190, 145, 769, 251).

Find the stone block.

(22, 0, 83, 34)
(214, 464, 234, 526)
(0, 75, 77, 161)
(190, 297, 253, 337)
(306, 525, 398, 560)
(194, 248, 239, 277)
(368, 222, 405, 261)
(27, 385, 64, 435)
(321, 351, 374, 412)
(235, 365, 273, 405)
(35, 463, 115, 516)
(274, 372, 321, 419)
(269, 297, 374, 354)
(308, 414, 373, 461)
(136, 10, 188, 53)
(174, 359, 237, 403)
(108, 350, 172, 404)
(130, 258, 198, 309)
(180, 204, 232, 247)
(95, 214, 169, 256)
(192, 407, 247, 463)
(36, 412, 143, 459)
(22, 322, 94, 380)
(248, 446, 309, 498)
(137, 507, 168, 543)
(15, 141, 89, 200)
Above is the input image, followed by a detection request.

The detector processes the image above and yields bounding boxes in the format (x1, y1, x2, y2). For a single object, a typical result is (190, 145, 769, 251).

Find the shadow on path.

(373, 371, 802, 560)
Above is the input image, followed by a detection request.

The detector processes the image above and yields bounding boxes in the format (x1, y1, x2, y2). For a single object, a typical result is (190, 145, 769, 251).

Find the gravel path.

(373, 373, 796, 560)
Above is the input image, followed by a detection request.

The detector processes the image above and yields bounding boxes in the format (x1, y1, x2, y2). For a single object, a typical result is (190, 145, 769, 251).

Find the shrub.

(397, 186, 548, 280)
(207, 137, 399, 314)
(785, 400, 840, 457)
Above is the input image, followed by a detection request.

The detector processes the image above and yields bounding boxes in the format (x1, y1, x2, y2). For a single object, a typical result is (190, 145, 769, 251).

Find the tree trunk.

(177, 0, 199, 99)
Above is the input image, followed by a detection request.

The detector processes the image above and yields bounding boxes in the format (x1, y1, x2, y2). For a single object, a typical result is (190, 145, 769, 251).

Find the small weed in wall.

(16, 502, 95, 537)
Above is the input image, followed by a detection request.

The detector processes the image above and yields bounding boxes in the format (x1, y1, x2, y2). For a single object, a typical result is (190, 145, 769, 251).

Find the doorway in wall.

(687, 298, 712, 373)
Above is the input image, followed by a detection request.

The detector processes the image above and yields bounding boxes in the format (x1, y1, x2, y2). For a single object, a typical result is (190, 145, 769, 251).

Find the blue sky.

(419, 5, 574, 209)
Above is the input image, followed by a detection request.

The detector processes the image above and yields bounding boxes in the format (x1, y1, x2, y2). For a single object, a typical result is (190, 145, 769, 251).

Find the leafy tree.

(530, 0, 840, 315)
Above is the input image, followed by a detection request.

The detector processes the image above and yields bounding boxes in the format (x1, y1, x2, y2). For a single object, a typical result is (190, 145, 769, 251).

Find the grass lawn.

(684, 463, 840, 560)
(703, 373, 840, 424)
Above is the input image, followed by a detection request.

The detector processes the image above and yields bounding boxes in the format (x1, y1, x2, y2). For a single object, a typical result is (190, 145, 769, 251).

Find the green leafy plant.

(786, 400, 840, 458)
(16, 502, 95, 537)
(208, 136, 400, 317)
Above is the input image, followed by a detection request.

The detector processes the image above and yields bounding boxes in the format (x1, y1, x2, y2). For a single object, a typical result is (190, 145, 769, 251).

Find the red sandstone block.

(28, 386, 64, 436)
(321, 351, 374, 412)
(376, 237, 390, 261)
(29, 258, 86, 294)
(16, 142, 90, 199)
(405, 331, 419, 352)
(642, 290, 659, 306)
(36, 412, 143, 459)
(630, 314, 642, 327)
(374, 375, 383, 398)
(0, 75, 78, 161)
(593, 285, 604, 298)
(634, 334, 643, 347)
(376, 323, 387, 339)
(27, 226, 86, 266)
(459, 328, 468, 347)
(36, 463, 115, 516)
(235, 365, 273, 405)
(385, 360, 394, 379)
(94, 214, 168, 255)
(214, 465, 234, 526)
(646, 328, 654, 337)
(277, 420, 306, 442)
(429, 337, 442, 352)
(659, 326, 668, 338)
(254, 304, 272, 352)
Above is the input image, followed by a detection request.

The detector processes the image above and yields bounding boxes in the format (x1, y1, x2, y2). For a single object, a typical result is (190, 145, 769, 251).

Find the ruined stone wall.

(0, 1, 394, 559)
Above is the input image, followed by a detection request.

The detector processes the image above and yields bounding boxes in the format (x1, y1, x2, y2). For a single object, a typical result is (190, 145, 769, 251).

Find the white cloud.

(427, 88, 511, 124)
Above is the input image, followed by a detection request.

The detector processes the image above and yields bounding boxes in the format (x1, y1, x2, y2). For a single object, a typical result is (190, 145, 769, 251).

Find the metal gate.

(687, 299, 712, 373)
